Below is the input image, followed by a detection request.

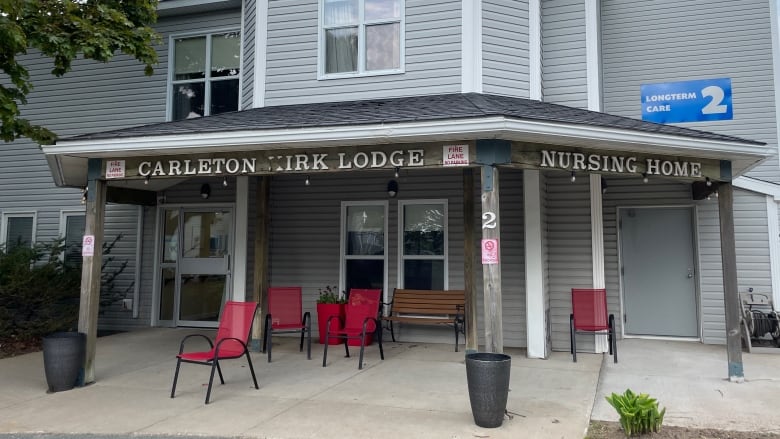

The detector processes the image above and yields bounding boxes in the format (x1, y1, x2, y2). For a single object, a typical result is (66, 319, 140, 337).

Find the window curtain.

(324, 0, 358, 73)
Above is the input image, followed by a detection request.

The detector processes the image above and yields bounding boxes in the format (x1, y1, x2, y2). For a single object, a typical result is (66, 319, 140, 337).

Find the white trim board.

(734, 176, 780, 200)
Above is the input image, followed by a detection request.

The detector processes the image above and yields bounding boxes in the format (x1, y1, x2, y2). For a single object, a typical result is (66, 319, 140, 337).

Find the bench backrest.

(390, 289, 465, 316)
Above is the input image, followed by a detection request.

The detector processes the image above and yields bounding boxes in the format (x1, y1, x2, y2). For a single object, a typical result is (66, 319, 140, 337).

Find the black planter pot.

(465, 352, 511, 428)
(42, 332, 86, 393)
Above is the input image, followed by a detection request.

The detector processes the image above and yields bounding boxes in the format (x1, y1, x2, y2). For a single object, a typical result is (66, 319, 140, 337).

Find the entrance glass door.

(158, 207, 233, 328)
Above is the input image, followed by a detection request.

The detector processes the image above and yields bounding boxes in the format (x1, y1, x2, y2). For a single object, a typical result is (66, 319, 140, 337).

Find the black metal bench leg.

(454, 321, 459, 352)
(390, 321, 396, 342)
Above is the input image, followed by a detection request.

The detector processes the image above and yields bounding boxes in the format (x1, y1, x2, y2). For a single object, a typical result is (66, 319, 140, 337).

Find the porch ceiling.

(43, 93, 770, 187)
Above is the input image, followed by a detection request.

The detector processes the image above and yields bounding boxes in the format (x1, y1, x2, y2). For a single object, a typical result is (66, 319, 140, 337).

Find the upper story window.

(169, 31, 241, 121)
(320, 0, 404, 77)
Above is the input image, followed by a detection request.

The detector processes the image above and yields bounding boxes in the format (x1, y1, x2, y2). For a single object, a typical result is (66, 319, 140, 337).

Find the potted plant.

(316, 286, 346, 345)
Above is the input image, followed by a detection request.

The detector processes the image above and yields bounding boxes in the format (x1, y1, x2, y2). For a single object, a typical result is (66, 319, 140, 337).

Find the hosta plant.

(605, 389, 666, 437)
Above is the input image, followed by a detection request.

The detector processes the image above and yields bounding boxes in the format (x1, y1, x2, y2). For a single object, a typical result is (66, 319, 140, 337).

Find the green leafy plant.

(605, 389, 666, 437)
(316, 285, 345, 304)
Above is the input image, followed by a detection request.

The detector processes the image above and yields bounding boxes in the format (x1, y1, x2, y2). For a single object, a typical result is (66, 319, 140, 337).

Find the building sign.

(481, 239, 499, 265)
(538, 150, 702, 178)
(641, 78, 733, 124)
(128, 147, 431, 179)
(106, 160, 126, 179)
(443, 144, 469, 166)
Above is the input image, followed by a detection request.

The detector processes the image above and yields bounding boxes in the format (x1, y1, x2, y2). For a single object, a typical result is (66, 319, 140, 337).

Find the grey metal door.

(620, 207, 698, 337)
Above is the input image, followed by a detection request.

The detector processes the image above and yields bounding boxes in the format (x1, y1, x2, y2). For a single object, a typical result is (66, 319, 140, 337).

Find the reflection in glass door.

(158, 208, 232, 327)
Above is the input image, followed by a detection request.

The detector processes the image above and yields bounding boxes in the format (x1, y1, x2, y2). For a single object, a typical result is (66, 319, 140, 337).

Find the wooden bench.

(382, 289, 466, 351)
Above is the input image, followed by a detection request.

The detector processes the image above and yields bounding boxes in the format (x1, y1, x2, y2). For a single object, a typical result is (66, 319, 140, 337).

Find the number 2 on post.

(482, 212, 497, 229)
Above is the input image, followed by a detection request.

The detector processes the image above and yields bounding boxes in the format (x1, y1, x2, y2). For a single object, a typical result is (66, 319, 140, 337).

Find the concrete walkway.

(0, 329, 601, 439)
(591, 339, 780, 434)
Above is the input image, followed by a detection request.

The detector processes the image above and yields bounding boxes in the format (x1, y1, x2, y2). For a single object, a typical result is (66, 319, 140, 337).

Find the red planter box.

(316, 303, 345, 345)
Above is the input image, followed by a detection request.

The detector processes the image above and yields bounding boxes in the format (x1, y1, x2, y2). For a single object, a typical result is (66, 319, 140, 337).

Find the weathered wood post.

(718, 180, 744, 382)
(252, 176, 271, 351)
(78, 158, 106, 385)
(476, 140, 511, 353)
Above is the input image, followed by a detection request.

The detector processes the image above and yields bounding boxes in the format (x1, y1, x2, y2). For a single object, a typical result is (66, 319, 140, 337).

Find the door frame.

(616, 205, 702, 341)
(152, 203, 235, 328)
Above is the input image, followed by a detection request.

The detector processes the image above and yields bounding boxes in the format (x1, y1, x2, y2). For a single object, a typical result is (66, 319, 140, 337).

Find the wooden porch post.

(717, 182, 744, 382)
(481, 164, 503, 353)
(463, 168, 478, 354)
(251, 176, 271, 351)
(77, 158, 106, 385)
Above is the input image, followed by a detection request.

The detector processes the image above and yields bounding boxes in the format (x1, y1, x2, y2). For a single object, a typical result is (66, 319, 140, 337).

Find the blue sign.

(640, 78, 733, 124)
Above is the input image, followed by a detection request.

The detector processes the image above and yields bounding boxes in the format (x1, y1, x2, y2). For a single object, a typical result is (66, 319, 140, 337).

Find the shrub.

(0, 241, 81, 342)
(605, 389, 666, 437)
(0, 236, 132, 345)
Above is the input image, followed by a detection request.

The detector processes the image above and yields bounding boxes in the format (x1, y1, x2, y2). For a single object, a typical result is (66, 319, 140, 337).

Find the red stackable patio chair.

(170, 301, 259, 404)
(262, 286, 311, 362)
(322, 288, 384, 370)
(570, 288, 617, 363)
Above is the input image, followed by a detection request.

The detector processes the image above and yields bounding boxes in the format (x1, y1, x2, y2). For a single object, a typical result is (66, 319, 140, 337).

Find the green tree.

(0, 0, 160, 144)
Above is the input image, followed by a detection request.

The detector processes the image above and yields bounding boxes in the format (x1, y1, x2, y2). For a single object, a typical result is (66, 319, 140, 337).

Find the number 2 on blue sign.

(701, 85, 728, 115)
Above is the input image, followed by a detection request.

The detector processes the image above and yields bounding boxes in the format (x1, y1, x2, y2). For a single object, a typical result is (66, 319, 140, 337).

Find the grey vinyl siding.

(98, 205, 145, 330)
(734, 189, 772, 294)
(600, 0, 779, 182)
(545, 171, 592, 351)
(541, 0, 587, 108)
(697, 197, 725, 343)
(264, 0, 462, 105)
(482, 0, 530, 98)
(242, 0, 257, 109)
(498, 169, 527, 347)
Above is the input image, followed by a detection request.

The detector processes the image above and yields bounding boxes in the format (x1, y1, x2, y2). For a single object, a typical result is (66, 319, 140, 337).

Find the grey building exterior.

(5, 0, 780, 358)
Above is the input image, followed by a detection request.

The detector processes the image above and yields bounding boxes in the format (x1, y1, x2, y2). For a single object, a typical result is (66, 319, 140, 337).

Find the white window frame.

(166, 28, 242, 121)
(318, 0, 406, 79)
(339, 200, 389, 303)
(59, 210, 86, 262)
(397, 199, 448, 290)
(1, 211, 38, 249)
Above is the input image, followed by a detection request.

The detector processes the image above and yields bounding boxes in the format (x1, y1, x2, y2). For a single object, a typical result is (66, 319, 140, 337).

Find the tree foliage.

(0, 0, 160, 144)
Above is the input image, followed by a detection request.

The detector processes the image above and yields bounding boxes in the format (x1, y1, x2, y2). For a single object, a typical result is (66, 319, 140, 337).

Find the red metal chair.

(322, 288, 384, 369)
(262, 286, 311, 362)
(170, 301, 259, 404)
(570, 288, 617, 363)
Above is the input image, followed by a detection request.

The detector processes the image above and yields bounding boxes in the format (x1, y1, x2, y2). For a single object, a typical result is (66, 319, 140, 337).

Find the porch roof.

(44, 93, 770, 187)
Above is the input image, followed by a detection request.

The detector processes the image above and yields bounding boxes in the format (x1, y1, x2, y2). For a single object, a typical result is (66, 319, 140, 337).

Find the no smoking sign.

(481, 239, 499, 265)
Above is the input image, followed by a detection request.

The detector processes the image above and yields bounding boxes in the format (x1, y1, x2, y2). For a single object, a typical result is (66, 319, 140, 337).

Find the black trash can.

(465, 352, 511, 428)
(42, 332, 86, 393)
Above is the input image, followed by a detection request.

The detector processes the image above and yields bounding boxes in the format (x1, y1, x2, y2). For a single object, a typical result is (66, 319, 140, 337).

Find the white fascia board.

(46, 117, 770, 163)
(734, 176, 780, 200)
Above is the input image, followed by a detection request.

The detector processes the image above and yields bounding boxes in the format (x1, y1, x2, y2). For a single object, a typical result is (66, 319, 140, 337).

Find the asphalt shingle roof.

(63, 93, 764, 145)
